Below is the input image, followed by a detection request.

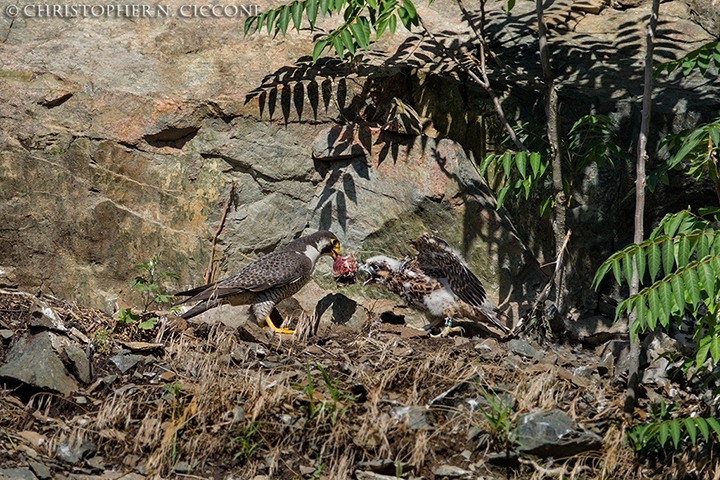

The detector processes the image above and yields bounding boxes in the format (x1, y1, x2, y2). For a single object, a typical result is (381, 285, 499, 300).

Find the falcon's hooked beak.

(359, 264, 386, 286)
(330, 238, 341, 259)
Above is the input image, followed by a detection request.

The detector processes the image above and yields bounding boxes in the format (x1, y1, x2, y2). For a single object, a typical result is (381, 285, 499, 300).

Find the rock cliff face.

(0, 0, 717, 318)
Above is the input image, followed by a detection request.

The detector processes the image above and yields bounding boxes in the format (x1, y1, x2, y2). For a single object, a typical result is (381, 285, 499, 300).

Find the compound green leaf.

(306, 0, 319, 26)
(662, 241, 675, 276)
(319, 0, 331, 14)
(331, 35, 345, 57)
(401, 0, 418, 26)
(696, 417, 710, 442)
(612, 259, 622, 286)
(291, 1, 304, 31)
(659, 422, 669, 448)
(647, 288, 660, 330)
(648, 242, 661, 281)
(677, 235, 691, 267)
(698, 232, 711, 259)
(530, 152, 541, 178)
(244, 15, 258, 35)
(684, 268, 701, 308)
(496, 184, 511, 210)
(697, 336, 712, 369)
(634, 298, 647, 332)
(665, 212, 686, 238)
(349, 16, 370, 48)
(623, 253, 634, 286)
(516, 151, 527, 178)
(712, 337, 720, 364)
(340, 27, 356, 55)
(479, 154, 496, 178)
(669, 420, 681, 449)
(635, 249, 646, 285)
(671, 274, 685, 314)
(699, 260, 715, 300)
(706, 418, 720, 440)
(684, 417, 698, 445)
(266, 9, 277, 32)
(277, 5, 290, 35)
(502, 152, 513, 179)
(312, 38, 328, 61)
(658, 281, 673, 327)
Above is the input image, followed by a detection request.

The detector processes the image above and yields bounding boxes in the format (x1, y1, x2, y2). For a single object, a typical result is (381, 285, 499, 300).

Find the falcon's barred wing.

(223, 251, 312, 292)
(441, 262, 489, 308)
(176, 251, 313, 303)
(413, 234, 489, 308)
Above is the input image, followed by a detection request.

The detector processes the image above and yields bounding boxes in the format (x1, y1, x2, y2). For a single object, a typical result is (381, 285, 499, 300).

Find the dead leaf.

(118, 341, 164, 352)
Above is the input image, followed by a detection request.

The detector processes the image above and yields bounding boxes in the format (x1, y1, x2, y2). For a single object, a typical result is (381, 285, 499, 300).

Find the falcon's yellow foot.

(431, 318, 464, 338)
(264, 316, 294, 335)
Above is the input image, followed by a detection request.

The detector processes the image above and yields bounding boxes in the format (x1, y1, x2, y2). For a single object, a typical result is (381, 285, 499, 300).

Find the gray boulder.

(0, 332, 79, 395)
(516, 409, 603, 458)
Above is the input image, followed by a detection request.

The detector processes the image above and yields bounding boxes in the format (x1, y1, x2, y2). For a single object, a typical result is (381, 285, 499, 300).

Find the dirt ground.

(0, 290, 716, 479)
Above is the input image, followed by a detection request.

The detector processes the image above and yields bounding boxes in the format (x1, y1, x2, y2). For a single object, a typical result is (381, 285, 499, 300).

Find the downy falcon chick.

(361, 233, 510, 337)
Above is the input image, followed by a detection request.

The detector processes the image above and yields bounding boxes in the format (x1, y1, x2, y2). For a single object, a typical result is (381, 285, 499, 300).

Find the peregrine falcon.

(175, 230, 341, 334)
(360, 233, 510, 337)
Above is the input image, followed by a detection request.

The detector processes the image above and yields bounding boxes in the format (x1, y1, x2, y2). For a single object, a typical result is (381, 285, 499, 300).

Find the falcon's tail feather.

(479, 304, 511, 334)
(175, 282, 219, 300)
(179, 297, 223, 319)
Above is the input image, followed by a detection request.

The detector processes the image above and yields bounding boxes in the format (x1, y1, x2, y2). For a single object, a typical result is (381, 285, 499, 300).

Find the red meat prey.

(332, 253, 357, 285)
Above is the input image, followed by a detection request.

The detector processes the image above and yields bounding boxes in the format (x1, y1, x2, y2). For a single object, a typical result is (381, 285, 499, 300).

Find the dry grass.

(2, 291, 720, 479)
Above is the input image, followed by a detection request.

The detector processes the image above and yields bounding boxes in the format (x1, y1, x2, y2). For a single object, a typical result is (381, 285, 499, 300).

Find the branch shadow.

(243, 0, 719, 315)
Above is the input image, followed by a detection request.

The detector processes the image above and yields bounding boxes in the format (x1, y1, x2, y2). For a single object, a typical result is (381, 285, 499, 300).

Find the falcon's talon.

(264, 316, 295, 335)
(432, 325, 464, 338)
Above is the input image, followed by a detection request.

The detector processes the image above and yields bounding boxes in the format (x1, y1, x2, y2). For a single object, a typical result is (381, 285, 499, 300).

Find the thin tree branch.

(528, 229, 572, 318)
(625, 0, 660, 418)
(416, 14, 528, 153)
(204, 181, 237, 285)
(534, 0, 567, 316)
(455, 0, 544, 88)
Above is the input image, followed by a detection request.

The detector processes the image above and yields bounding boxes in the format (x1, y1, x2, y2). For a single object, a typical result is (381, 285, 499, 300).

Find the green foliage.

(474, 384, 516, 450)
(117, 307, 157, 330)
(118, 254, 179, 331)
(480, 150, 549, 212)
(117, 307, 141, 327)
(628, 402, 720, 454)
(309, 458, 325, 480)
(593, 209, 720, 368)
(648, 117, 720, 194)
(231, 421, 260, 461)
(565, 114, 621, 172)
(92, 328, 113, 354)
(244, 0, 421, 61)
(165, 381, 182, 400)
(480, 115, 622, 213)
(655, 41, 720, 78)
(298, 363, 355, 426)
(130, 254, 179, 312)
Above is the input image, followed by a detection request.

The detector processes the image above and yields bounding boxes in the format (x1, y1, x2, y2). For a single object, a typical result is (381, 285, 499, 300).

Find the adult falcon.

(175, 230, 341, 334)
(360, 233, 510, 337)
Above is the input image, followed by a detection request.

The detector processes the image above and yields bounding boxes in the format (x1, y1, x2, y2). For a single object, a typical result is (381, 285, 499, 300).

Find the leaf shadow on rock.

(313, 157, 370, 233)
(245, 57, 356, 124)
(242, 0, 719, 313)
(430, 146, 547, 317)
